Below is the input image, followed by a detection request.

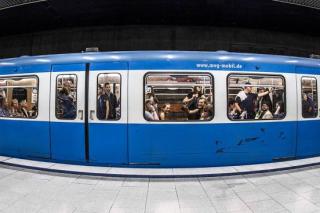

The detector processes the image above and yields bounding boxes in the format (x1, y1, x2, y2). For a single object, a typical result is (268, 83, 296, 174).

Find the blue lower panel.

(296, 120, 320, 157)
(129, 122, 297, 167)
(0, 119, 50, 158)
(89, 123, 127, 164)
(51, 122, 85, 162)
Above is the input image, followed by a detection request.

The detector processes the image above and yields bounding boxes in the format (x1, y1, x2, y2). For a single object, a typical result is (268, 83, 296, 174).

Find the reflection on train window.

(0, 76, 39, 119)
(144, 73, 214, 121)
(56, 74, 77, 120)
(301, 77, 318, 118)
(97, 73, 121, 120)
(227, 74, 286, 120)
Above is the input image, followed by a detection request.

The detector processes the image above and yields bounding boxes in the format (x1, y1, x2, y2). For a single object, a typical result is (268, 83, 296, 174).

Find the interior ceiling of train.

(0, 0, 319, 36)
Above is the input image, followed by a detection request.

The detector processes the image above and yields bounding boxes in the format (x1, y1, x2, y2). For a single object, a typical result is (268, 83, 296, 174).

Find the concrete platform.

(0, 155, 320, 178)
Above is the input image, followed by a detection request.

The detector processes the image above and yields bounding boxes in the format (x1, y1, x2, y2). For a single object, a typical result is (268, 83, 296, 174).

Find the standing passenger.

(104, 83, 118, 120)
(97, 85, 107, 120)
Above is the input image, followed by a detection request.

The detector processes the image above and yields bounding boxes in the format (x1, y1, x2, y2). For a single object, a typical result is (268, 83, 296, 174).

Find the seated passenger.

(255, 102, 273, 120)
(0, 95, 9, 117)
(9, 99, 21, 117)
(182, 98, 206, 120)
(228, 99, 240, 120)
(273, 101, 285, 119)
(19, 100, 29, 118)
(159, 104, 171, 120)
(146, 88, 159, 113)
(145, 99, 159, 121)
(200, 103, 213, 121)
(257, 87, 273, 112)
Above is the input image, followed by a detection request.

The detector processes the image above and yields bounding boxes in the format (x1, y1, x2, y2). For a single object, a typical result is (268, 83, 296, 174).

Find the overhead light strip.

(0, 0, 47, 11)
(273, 0, 320, 10)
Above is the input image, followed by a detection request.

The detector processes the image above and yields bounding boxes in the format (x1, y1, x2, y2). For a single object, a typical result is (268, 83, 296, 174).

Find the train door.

(88, 62, 128, 164)
(296, 67, 320, 157)
(50, 64, 86, 162)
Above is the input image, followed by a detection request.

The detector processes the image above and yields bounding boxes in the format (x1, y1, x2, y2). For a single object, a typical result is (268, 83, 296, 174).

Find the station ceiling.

(0, 0, 319, 36)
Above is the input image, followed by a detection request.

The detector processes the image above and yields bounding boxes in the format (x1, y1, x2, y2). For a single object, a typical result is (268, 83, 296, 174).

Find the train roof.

(0, 51, 319, 69)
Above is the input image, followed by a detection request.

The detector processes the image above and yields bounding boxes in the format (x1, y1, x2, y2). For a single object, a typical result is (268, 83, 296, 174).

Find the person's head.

(60, 87, 69, 95)
(276, 101, 284, 113)
(161, 104, 171, 113)
(11, 99, 19, 109)
(63, 81, 71, 92)
(244, 82, 252, 93)
(198, 98, 207, 109)
(193, 86, 201, 94)
(258, 87, 265, 93)
(104, 83, 111, 94)
(145, 99, 153, 112)
(261, 102, 269, 111)
(20, 100, 27, 108)
(303, 93, 308, 101)
(98, 85, 103, 95)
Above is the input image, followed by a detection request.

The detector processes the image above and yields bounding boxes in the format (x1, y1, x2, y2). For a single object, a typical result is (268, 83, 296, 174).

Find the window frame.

(96, 72, 122, 121)
(55, 73, 78, 120)
(0, 75, 39, 119)
(143, 71, 215, 122)
(226, 73, 287, 121)
(301, 76, 318, 119)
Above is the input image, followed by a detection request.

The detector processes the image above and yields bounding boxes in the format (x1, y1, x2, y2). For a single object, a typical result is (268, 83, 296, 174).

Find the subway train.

(0, 51, 319, 167)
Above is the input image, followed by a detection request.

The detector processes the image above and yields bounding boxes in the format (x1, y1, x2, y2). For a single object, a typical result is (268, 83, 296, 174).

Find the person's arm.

(183, 94, 196, 104)
(235, 102, 242, 113)
(188, 108, 200, 115)
(105, 100, 109, 119)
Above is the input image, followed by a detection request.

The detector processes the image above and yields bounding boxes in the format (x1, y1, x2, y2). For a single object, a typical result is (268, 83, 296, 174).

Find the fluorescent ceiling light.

(0, 0, 47, 11)
(273, 0, 320, 10)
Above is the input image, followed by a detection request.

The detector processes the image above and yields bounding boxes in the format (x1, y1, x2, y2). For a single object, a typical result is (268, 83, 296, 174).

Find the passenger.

(0, 95, 9, 117)
(159, 104, 171, 120)
(228, 99, 240, 120)
(183, 86, 203, 120)
(273, 101, 285, 119)
(235, 82, 271, 119)
(182, 98, 206, 120)
(257, 87, 273, 111)
(57, 86, 76, 119)
(255, 102, 273, 120)
(9, 99, 21, 117)
(97, 85, 107, 120)
(146, 87, 159, 113)
(200, 103, 213, 120)
(145, 99, 159, 121)
(302, 93, 316, 118)
(19, 100, 29, 118)
(104, 83, 118, 120)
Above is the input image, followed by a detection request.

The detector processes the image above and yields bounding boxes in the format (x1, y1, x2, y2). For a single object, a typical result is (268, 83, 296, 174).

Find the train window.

(301, 77, 318, 118)
(144, 73, 214, 121)
(0, 76, 39, 119)
(227, 74, 286, 120)
(56, 74, 77, 120)
(97, 73, 121, 120)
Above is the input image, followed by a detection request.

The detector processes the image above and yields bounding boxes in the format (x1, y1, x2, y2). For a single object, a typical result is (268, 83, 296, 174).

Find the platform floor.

(1, 164, 320, 212)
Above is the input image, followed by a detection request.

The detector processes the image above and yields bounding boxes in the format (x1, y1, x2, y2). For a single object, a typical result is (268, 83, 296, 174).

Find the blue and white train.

(0, 51, 319, 167)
